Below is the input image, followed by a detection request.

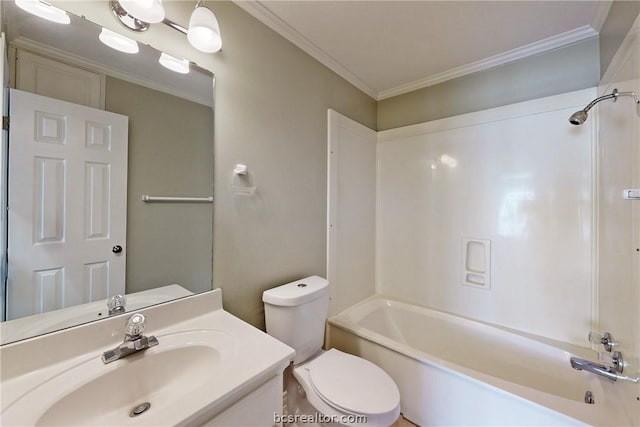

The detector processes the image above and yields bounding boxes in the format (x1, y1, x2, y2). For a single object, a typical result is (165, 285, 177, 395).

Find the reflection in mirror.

(0, 1, 214, 344)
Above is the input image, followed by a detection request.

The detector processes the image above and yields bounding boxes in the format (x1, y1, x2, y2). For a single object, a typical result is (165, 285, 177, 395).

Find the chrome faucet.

(107, 294, 126, 316)
(101, 313, 159, 364)
(570, 352, 639, 383)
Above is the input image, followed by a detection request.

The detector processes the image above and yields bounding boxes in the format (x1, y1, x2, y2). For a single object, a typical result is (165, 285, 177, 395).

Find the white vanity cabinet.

(202, 375, 283, 427)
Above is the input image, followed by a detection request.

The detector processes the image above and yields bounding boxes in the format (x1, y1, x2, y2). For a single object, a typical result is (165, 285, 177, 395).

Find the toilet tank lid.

(262, 276, 329, 306)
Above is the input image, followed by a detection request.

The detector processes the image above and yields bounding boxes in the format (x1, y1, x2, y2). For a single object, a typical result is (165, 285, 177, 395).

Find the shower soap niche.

(462, 238, 491, 290)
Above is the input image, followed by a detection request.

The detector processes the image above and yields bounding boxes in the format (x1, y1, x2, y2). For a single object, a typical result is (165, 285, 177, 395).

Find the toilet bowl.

(293, 349, 400, 426)
(263, 276, 400, 426)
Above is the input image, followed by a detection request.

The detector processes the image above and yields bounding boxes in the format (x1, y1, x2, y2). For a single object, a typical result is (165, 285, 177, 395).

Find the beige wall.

(599, 0, 640, 78)
(377, 37, 600, 130)
(209, 3, 376, 328)
(105, 77, 213, 295)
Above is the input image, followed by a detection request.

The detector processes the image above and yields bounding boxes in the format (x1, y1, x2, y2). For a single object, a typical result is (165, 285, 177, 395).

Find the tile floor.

(391, 415, 418, 426)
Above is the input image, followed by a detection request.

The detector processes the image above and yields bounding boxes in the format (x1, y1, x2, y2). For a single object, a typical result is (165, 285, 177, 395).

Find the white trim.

(11, 37, 213, 107)
(374, 140, 381, 296)
(590, 96, 600, 347)
(377, 26, 599, 100)
(234, 1, 377, 100)
(378, 87, 597, 142)
(0, 32, 7, 323)
(327, 109, 335, 303)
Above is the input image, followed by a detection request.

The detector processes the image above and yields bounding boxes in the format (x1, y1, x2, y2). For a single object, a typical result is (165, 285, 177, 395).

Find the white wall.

(327, 109, 377, 315)
(597, 13, 640, 414)
(376, 89, 597, 346)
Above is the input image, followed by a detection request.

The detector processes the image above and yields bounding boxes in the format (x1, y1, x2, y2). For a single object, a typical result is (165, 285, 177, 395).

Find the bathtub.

(327, 296, 638, 426)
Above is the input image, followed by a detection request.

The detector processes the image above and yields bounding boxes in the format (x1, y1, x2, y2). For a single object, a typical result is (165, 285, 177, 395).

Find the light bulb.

(159, 53, 190, 74)
(15, 0, 70, 24)
(99, 28, 139, 54)
(187, 6, 222, 53)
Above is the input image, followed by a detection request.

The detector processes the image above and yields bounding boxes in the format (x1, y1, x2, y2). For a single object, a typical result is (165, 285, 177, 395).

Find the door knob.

(112, 245, 123, 254)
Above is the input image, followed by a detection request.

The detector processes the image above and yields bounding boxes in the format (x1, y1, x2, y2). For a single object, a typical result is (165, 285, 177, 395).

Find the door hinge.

(2, 116, 8, 131)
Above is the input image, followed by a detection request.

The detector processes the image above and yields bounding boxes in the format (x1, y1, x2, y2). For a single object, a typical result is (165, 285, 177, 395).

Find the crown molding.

(233, 0, 378, 99)
(11, 37, 213, 107)
(378, 25, 599, 100)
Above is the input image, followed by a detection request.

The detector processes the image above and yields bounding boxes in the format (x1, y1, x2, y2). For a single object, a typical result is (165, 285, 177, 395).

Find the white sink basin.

(1, 291, 295, 426)
(3, 330, 234, 426)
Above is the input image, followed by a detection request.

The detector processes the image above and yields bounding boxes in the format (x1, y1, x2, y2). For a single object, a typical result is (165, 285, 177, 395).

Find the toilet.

(263, 276, 400, 426)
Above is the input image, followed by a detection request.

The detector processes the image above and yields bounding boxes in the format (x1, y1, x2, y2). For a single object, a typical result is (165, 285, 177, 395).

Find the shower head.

(569, 110, 588, 125)
(569, 88, 640, 125)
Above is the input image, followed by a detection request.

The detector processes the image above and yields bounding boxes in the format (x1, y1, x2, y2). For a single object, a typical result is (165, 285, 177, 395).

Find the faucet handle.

(598, 350, 626, 373)
(107, 294, 126, 314)
(588, 331, 618, 352)
(125, 313, 146, 338)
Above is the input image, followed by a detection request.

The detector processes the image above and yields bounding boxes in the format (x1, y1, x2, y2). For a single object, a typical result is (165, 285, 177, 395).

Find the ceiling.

(235, 1, 612, 100)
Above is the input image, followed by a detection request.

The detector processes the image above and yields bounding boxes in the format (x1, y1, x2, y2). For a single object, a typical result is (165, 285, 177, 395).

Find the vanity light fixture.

(159, 52, 190, 74)
(110, 0, 222, 53)
(187, 1, 222, 53)
(99, 27, 140, 54)
(15, 0, 70, 25)
(119, 0, 165, 24)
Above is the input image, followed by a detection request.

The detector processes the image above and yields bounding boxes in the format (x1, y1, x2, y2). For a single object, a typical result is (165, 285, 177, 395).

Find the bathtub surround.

(377, 89, 596, 346)
(328, 11, 639, 424)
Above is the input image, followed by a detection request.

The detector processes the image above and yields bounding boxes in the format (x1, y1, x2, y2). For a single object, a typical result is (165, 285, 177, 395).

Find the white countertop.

(0, 289, 295, 426)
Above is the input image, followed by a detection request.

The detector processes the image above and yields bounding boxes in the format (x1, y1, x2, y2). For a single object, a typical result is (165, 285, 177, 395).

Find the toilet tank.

(263, 276, 329, 364)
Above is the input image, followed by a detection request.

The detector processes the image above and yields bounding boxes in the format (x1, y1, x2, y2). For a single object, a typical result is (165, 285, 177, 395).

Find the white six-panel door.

(7, 89, 128, 320)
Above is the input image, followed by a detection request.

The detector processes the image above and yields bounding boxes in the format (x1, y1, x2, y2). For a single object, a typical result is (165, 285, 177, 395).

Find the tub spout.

(570, 356, 639, 383)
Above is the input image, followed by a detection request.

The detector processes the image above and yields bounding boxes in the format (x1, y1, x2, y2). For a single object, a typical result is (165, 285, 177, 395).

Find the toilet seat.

(309, 349, 399, 415)
(293, 349, 400, 426)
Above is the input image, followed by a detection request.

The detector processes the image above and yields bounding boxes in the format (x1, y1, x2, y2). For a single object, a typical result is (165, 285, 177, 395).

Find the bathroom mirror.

(0, 1, 214, 344)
